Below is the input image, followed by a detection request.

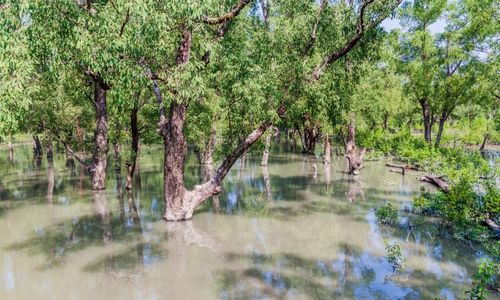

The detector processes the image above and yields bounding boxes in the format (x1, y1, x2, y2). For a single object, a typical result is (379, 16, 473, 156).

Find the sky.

(381, 17, 447, 34)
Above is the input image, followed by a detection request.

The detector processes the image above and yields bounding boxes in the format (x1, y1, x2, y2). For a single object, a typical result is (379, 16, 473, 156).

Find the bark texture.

(301, 117, 319, 155)
(345, 119, 365, 175)
(434, 111, 448, 148)
(323, 134, 331, 165)
(90, 81, 109, 190)
(260, 128, 272, 166)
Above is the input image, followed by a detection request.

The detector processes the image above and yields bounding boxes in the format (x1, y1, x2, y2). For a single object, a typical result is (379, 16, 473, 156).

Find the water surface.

(0, 145, 486, 299)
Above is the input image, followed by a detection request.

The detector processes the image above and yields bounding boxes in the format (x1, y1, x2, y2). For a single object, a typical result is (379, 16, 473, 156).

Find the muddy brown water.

(0, 145, 490, 299)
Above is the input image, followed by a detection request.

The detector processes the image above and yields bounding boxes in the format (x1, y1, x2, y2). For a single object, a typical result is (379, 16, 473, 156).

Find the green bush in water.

(465, 259, 499, 300)
(384, 240, 405, 272)
(376, 202, 398, 225)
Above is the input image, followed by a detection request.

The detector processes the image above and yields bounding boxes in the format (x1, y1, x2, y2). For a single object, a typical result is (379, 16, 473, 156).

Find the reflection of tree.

(47, 159, 54, 203)
(93, 191, 112, 244)
(346, 175, 365, 203)
(261, 165, 272, 201)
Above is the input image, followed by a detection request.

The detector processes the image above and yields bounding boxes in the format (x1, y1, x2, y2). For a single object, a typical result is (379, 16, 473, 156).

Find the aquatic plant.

(465, 259, 499, 300)
(384, 240, 405, 273)
(376, 202, 398, 225)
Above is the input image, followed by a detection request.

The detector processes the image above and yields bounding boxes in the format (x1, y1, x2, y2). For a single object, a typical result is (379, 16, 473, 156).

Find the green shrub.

(376, 202, 399, 225)
(384, 240, 405, 272)
(465, 259, 499, 300)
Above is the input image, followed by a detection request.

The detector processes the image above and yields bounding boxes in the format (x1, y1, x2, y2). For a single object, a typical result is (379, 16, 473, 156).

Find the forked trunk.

(323, 134, 331, 165)
(345, 118, 365, 175)
(91, 82, 109, 190)
(125, 106, 139, 190)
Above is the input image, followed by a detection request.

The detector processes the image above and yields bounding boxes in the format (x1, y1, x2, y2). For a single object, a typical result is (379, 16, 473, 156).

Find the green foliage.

(376, 202, 399, 225)
(465, 259, 500, 300)
(384, 240, 405, 272)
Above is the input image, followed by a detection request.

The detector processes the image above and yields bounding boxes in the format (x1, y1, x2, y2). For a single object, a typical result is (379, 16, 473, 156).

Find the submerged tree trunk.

(434, 111, 448, 148)
(125, 106, 139, 190)
(345, 118, 365, 175)
(419, 98, 432, 145)
(261, 165, 272, 201)
(90, 82, 109, 190)
(47, 159, 54, 203)
(323, 134, 331, 165)
(260, 128, 272, 166)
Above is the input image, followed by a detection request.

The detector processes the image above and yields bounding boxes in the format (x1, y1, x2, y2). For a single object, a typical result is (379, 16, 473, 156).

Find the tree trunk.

(125, 106, 139, 190)
(260, 128, 272, 166)
(302, 122, 319, 155)
(199, 123, 217, 165)
(419, 98, 432, 144)
(261, 165, 272, 201)
(7, 136, 13, 163)
(479, 132, 489, 152)
(90, 82, 109, 190)
(46, 135, 54, 162)
(47, 159, 54, 203)
(383, 112, 389, 131)
(434, 112, 447, 148)
(113, 124, 121, 171)
(33, 135, 43, 158)
(323, 134, 331, 165)
(345, 118, 365, 175)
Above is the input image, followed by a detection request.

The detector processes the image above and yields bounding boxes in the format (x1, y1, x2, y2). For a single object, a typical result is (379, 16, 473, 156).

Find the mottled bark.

(125, 106, 139, 190)
(90, 82, 109, 190)
(345, 118, 365, 175)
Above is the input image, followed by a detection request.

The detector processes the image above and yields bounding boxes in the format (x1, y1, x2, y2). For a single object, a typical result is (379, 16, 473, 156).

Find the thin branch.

(204, 0, 253, 25)
(303, 0, 327, 56)
(311, 0, 402, 80)
(118, 8, 130, 37)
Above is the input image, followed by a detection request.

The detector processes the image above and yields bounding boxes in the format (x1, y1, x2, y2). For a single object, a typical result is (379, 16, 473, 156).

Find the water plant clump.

(384, 240, 406, 273)
(376, 202, 399, 225)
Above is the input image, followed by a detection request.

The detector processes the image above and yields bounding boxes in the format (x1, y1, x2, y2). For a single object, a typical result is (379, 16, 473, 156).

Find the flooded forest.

(0, 0, 498, 299)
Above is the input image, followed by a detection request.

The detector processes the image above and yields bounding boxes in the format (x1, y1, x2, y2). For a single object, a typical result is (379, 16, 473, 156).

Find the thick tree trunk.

(434, 112, 447, 148)
(125, 106, 139, 190)
(419, 98, 432, 144)
(90, 82, 109, 190)
(260, 128, 272, 166)
(345, 118, 365, 175)
(323, 134, 331, 165)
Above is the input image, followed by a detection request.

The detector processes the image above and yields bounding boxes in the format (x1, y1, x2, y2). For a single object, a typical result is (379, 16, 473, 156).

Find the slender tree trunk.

(419, 98, 432, 144)
(76, 118, 84, 145)
(479, 133, 489, 152)
(260, 128, 272, 166)
(345, 117, 365, 175)
(200, 123, 217, 165)
(113, 124, 121, 171)
(125, 106, 139, 190)
(291, 128, 297, 152)
(261, 165, 272, 201)
(323, 134, 331, 165)
(90, 82, 109, 190)
(434, 112, 447, 148)
(383, 112, 389, 131)
(33, 135, 43, 158)
(7, 136, 13, 163)
(46, 135, 54, 162)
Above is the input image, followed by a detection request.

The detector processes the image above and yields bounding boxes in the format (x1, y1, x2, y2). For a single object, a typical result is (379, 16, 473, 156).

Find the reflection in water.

(0, 146, 490, 299)
(346, 175, 365, 203)
(261, 165, 272, 201)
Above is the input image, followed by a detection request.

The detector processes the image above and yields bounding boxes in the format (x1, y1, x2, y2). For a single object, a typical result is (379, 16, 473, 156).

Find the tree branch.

(118, 8, 130, 37)
(204, 0, 253, 25)
(311, 0, 402, 80)
(303, 0, 327, 56)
